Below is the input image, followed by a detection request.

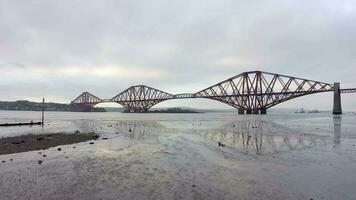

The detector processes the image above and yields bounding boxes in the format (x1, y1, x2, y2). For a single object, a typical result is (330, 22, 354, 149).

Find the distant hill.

(0, 100, 106, 112)
(148, 107, 201, 113)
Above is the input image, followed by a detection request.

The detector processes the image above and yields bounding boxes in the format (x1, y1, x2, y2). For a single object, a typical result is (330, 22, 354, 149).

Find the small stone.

(192, 184, 196, 187)
(18, 179, 21, 181)
(102, 137, 108, 140)
(115, 132, 119, 134)
(65, 157, 69, 159)
(10, 159, 13, 161)
(129, 129, 132, 132)
(43, 155, 47, 157)
(72, 146, 76, 148)
(1, 160, 5, 163)
(89, 142, 94, 145)
(38, 152, 42, 154)
(57, 148, 62, 151)
(38, 160, 43, 165)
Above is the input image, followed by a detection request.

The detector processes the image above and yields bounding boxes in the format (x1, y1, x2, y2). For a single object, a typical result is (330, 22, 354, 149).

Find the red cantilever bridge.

(71, 71, 355, 114)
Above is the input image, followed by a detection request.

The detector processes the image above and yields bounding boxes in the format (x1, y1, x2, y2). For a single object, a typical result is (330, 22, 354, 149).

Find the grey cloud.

(0, 0, 355, 110)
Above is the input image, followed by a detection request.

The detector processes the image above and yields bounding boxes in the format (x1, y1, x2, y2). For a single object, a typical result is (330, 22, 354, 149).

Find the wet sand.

(0, 113, 356, 200)
(0, 132, 99, 155)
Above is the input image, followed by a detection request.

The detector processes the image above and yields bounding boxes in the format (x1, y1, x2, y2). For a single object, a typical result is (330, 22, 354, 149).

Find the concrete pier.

(238, 109, 244, 114)
(260, 109, 267, 114)
(252, 110, 259, 114)
(333, 82, 342, 115)
(246, 110, 252, 114)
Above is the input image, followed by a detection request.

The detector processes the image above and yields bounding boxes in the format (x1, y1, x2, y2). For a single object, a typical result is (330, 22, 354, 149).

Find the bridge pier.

(238, 109, 245, 115)
(333, 82, 342, 115)
(246, 110, 252, 114)
(252, 110, 259, 114)
(260, 109, 267, 114)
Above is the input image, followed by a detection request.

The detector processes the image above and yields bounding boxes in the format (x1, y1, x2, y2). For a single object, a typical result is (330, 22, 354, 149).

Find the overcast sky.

(0, 0, 355, 110)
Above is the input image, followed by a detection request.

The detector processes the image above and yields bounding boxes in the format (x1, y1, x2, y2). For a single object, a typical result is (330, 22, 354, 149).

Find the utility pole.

(42, 98, 45, 126)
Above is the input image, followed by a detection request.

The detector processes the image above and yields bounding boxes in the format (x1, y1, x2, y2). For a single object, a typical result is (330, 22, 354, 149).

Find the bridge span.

(71, 71, 356, 114)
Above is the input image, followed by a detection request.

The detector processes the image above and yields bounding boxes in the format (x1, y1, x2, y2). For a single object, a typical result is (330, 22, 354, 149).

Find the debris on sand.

(218, 142, 225, 147)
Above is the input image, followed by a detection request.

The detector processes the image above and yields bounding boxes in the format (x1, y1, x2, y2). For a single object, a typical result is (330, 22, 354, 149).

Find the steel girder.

(111, 85, 174, 112)
(194, 71, 333, 111)
(70, 71, 341, 112)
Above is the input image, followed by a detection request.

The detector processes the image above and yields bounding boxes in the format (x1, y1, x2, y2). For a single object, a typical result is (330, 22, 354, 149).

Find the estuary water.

(0, 111, 356, 200)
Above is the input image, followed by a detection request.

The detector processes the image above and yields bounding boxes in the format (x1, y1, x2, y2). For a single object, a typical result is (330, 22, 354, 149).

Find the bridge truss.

(70, 71, 354, 113)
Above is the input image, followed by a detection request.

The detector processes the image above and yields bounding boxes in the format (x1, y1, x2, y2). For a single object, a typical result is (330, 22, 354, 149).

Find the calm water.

(1, 110, 355, 153)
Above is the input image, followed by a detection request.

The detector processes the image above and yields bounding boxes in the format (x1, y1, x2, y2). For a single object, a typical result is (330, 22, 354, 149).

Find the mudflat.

(0, 132, 99, 155)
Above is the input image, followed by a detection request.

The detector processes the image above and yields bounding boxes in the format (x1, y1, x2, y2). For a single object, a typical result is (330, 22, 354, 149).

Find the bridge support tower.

(238, 109, 244, 115)
(333, 82, 342, 115)
(260, 109, 267, 114)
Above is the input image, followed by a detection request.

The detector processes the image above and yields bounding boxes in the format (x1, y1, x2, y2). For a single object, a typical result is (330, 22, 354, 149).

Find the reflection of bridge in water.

(72, 117, 342, 155)
(71, 71, 356, 114)
(72, 120, 174, 140)
(195, 120, 326, 155)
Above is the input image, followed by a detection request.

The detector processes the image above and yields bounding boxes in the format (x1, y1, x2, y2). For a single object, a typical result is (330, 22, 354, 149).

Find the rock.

(129, 129, 132, 132)
(57, 148, 62, 151)
(38, 160, 43, 165)
(38, 152, 42, 154)
(18, 179, 21, 181)
(73, 146, 76, 148)
(43, 155, 47, 157)
(74, 130, 80, 134)
(218, 142, 225, 147)
(1, 160, 5, 163)
(11, 142, 20, 145)
(192, 184, 196, 187)
(36, 137, 45, 141)
(102, 138, 108, 140)
(65, 157, 69, 159)
(115, 132, 119, 134)
(10, 159, 13, 161)
(89, 142, 94, 145)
